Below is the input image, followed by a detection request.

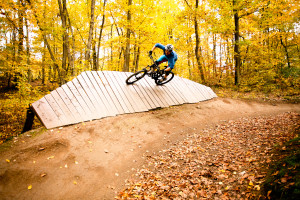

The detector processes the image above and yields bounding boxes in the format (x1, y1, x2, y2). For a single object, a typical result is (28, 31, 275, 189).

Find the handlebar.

(149, 54, 158, 67)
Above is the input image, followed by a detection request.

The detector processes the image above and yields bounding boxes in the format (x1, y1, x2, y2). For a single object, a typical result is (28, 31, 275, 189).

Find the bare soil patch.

(0, 98, 299, 199)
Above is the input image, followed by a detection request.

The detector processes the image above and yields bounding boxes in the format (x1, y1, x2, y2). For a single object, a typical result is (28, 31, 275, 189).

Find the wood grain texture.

(32, 71, 217, 129)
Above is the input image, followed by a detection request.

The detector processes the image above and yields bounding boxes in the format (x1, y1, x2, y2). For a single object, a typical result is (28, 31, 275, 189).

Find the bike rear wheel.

(155, 72, 174, 85)
(126, 69, 147, 84)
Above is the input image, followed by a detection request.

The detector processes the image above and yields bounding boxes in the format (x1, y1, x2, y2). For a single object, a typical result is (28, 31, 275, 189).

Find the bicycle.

(125, 54, 174, 85)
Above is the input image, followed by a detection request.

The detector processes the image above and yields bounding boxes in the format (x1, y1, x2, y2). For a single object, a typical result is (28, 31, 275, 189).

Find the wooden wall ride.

(32, 71, 217, 129)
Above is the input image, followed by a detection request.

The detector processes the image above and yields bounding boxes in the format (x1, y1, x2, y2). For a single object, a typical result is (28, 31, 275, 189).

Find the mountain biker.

(149, 43, 177, 82)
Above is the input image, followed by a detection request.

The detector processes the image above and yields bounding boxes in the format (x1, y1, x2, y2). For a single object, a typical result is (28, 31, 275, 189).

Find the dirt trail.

(0, 98, 299, 200)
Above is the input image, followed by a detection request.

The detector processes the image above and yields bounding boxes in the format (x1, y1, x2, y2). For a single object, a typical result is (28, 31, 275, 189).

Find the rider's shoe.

(159, 77, 167, 83)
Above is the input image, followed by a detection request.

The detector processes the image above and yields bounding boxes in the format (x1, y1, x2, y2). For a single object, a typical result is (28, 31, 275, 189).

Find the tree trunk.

(18, 0, 24, 63)
(25, 0, 63, 85)
(96, 0, 107, 71)
(42, 43, 46, 85)
(85, 0, 96, 69)
(58, 0, 69, 81)
(213, 34, 217, 75)
(280, 35, 291, 68)
(65, 8, 75, 76)
(25, 15, 31, 83)
(123, 0, 132, 72)
(194, 0, 205, 83)
(233, 0, 241, 86)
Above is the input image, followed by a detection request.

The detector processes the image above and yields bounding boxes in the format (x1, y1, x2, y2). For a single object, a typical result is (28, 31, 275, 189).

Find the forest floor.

(0, 97, 299, 199)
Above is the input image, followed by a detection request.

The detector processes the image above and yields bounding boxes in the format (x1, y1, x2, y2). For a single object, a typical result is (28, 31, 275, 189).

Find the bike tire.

(126, 69, 147, 84)
(155, 72, 174, 85)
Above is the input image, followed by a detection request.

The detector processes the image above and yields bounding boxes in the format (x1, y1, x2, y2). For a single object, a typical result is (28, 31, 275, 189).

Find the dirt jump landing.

(32, 71, 217, 129)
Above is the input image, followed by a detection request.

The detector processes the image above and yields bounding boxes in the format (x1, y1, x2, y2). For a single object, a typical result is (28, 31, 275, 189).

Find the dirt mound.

(0, 98, 299, 199)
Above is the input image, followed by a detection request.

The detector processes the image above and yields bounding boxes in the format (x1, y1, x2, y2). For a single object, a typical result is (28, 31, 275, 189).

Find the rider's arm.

(154, 43, 165, 51)
(151, 45, 156, 52)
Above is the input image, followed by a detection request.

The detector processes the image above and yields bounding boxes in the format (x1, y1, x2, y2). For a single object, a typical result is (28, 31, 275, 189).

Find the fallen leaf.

(28, 185, 32, 190)
(6, 159, 10, 163)
(249, 181, 253, 186)
(267, 190, 272, 199)
(254, 185, 260, 190)
(47, 156, 54, 160)
(281, 177, 287, 183)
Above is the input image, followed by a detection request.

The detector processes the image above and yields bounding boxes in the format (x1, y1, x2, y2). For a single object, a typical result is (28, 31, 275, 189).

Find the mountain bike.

(125, 54, 174, 85)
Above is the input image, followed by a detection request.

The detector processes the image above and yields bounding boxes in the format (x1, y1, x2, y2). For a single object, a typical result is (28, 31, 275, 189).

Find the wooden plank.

(44, 94, 69, 126)
(32, 71, 217, 129)
(145, 74, 179, 106)
(172, 76, 197, 103)
(171, 76, 193, 103)
(32, 97, 63, 129)
(97, 71, 130, 113)
(186, 79, 210, 100)
(70, 78, 98, 120)
(178, 77, 202, 103)
(197, 85, 212, 100)
(55, 87, 83, 122)
(104, 71, 136, 113)
(168, 77, 189, 103)
(112, 71, 148, 112)
(122, 72, 153, 110)
(91, 71, 122, 115)
(85, 71, 117, 116)
(158, 83, 181, 105)
(124, 72, 156, 110)
(51, 90, 79, 124)
(81, 72, 110, 116)
(138, 76, 167, 108)
(77, 73, 107, 118)
(136, 75, 163, 108)
(163, 79, 185, 104)
(203, 85, 217, 98)
(182, 78, 206, 102)
(143, 76, 170, 107)
(62, 84, 91, 122)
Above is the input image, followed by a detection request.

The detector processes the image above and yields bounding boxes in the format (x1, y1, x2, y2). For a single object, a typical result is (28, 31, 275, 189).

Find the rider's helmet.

(166, 44, 174, 52)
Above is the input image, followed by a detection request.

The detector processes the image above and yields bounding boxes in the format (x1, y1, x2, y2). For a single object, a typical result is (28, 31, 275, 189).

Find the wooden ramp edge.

(32, 71, 218, 129)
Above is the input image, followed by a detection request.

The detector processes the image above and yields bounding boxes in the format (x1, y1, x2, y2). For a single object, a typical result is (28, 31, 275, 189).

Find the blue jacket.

(155, 43, 178, 69)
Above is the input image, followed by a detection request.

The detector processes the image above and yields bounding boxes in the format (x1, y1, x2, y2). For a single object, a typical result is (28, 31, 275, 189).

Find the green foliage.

(0, 83, 47, 143)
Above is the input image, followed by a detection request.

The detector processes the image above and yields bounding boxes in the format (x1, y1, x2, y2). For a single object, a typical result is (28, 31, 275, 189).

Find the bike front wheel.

(155, 72, 174, 85)
(126, 69, 147, 84)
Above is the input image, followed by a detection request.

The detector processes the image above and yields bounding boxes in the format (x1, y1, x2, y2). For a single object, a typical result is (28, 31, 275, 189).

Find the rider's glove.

(149, 50, 152, 56)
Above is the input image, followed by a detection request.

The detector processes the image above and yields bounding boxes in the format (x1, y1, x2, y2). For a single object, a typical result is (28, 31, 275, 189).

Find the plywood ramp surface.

(32, 71, 217, 129)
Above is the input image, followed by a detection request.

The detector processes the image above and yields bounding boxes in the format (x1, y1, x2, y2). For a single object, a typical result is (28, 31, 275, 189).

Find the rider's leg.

(163, 67, 172, 80)
(150, 56, 168, 73)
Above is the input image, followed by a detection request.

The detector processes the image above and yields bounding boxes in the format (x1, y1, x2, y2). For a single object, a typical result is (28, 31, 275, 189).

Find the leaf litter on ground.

(116, 112, 299, 199)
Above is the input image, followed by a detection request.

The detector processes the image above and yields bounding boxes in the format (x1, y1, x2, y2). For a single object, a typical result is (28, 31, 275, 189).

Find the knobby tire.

(126, 70, 147, 84)
(155, 72, 174, 85)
